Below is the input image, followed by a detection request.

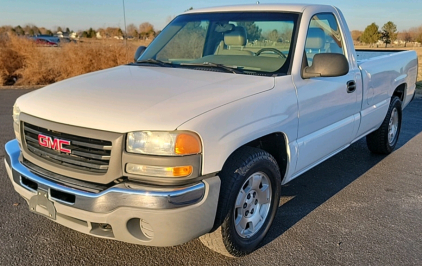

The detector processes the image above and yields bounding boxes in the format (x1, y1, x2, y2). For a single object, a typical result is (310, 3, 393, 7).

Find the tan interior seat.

(215, 26, 253, 55)
(305, 27, 326, 65)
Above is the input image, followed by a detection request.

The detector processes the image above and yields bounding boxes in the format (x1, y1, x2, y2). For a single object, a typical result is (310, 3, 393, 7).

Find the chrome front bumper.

(4, 139, 221, 246)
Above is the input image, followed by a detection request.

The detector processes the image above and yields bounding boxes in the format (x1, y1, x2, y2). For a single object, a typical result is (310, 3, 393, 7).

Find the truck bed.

(356, 50, 417, 107)
(353, 49, 418, 141)
(356, 49, 405, 62)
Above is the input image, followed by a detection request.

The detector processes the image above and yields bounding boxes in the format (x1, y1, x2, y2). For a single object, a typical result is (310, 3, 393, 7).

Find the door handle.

(347, 80, 356, 93)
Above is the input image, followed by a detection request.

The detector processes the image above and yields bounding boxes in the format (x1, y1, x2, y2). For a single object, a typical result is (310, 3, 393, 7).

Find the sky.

(0, 0, 421, 32)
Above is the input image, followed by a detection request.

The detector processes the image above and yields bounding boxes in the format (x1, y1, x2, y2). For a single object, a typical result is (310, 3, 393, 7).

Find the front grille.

(22, 159, 112, 193)
(23, 122, 112, 173)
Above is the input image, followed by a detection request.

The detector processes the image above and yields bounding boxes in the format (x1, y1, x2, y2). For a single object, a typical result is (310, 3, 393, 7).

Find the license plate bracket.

(29, 190, 56, 220)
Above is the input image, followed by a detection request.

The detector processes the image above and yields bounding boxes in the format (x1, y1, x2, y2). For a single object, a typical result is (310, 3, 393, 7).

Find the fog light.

(100, 223, 112, 232)
(126, 163, 193, 178)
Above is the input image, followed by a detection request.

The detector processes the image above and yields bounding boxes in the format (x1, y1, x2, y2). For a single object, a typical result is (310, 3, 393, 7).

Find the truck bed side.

(354, 50, 418, 140)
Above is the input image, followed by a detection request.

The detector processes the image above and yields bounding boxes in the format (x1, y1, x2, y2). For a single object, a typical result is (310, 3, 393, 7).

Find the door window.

(304, 13, 344, 66)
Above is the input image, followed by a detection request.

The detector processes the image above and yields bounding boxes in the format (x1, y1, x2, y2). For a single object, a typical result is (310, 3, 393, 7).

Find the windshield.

(138, 12, 299, 75)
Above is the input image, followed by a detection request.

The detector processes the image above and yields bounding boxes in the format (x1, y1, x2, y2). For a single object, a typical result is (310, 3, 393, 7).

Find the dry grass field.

(0, 35, 421, 88)
(0, 35, 150, 86)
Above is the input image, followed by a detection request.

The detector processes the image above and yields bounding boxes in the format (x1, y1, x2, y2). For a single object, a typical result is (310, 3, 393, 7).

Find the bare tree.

(126, 23, 138, 38)
(268, 29, 280, 42)
(103, 27, 124, 38)
(351, 30, 363, 43)
(38, 27, 47, 34)
(398, 31, 413, 47)
(409, 26, 422, 44)
(0, 25, 13, 35)
(139, 22, 155, 40)
(23, 24, 32, 35)
(166, 16, 175, 25)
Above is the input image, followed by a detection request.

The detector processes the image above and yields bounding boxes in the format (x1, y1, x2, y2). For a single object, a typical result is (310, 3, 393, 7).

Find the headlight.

(126, 131, 201, 156)
(13, 104, 20, 124)
(13, 104, 20, 139)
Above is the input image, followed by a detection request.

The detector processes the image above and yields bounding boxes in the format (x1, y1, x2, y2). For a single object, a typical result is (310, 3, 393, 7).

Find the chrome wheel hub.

(388, 107, 399, 145)
(234, 172, 272, 238)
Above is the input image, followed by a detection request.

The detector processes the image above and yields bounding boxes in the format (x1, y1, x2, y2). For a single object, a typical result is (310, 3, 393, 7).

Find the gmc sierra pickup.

(4, 4, 418, 257)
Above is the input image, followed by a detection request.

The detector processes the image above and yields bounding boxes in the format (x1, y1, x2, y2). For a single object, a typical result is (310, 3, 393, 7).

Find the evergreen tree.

(361, 23, 380, 47)
(381, 21, 397, 47)
(117, 28, 123, 37)
(87, 28, 96, 38)
(32, 26, 40, 35)
(237, 21, 262, 42)
(268, 29, 280, 42)
(14, 25, 24, 35)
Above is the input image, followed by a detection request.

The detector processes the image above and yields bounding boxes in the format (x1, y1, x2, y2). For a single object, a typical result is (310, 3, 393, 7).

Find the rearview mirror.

(302, 53, 349, 79)
(134, 46, 147, 62)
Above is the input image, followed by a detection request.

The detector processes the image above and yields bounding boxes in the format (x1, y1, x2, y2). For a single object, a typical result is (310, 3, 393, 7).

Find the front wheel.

(366, 96, 402, 154)
(199, 147, 281, 257)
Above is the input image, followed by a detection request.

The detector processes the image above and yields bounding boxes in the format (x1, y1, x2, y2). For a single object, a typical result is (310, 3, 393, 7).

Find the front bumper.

(4, 139, 220, 246)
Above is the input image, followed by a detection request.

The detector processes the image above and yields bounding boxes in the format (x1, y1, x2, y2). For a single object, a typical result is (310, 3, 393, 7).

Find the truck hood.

(16, 65, 274, 133)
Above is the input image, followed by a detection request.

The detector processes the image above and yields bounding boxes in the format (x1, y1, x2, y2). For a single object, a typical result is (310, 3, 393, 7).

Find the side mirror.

(302, 53, 349, 79)
(134, 46, 147, 62)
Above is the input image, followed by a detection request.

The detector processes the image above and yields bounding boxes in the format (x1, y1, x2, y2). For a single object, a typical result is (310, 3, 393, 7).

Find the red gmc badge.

(38, 134, 71, 153)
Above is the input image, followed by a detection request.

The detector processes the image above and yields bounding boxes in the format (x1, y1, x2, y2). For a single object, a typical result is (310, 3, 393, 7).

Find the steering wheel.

(255, 48, 287, 58)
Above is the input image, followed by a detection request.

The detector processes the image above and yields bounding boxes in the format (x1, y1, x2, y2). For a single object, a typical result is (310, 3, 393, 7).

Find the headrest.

(224, 26, 247, 46)
(215, 23, 234, 33)
(305, 28, 325, 49)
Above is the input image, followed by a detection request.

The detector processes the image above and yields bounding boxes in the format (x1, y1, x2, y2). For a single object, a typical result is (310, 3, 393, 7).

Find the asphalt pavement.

(1, 89, 421, 265)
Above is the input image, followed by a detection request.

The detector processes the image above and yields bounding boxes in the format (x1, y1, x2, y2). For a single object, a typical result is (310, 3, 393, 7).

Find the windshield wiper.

(136, 59, 174, 67)
(179, 62, 241, 74)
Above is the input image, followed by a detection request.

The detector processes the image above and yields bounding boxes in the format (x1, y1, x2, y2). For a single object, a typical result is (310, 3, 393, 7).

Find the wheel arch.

(221, 132, 290, 184)
(393, 83, 406, 103)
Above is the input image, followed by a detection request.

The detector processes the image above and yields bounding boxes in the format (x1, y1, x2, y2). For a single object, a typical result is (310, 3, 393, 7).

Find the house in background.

(55, 31, 78, 39)
(56, 31, 78, 39)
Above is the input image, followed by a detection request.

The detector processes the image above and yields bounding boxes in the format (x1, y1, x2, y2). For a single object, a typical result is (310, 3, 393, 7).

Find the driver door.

(293, 13, 361, 174)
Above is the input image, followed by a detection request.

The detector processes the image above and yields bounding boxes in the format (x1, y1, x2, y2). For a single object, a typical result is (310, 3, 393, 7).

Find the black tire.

(366, 96, 402, 154)
(199, 146, 281, 257)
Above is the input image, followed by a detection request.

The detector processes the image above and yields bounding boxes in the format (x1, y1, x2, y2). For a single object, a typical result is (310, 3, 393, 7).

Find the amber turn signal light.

(175, 133, 201, 155)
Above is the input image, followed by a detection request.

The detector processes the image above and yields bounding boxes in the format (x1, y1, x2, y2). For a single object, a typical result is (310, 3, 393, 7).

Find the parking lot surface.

(1, 89, 421, 265)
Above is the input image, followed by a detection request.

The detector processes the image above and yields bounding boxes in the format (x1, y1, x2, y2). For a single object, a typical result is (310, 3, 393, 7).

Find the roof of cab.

(184, 4, 332, 14)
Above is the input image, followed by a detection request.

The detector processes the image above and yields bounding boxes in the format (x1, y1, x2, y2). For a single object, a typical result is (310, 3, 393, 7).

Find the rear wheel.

(199, 147, 281, 257)
(366, 96, 402, 154)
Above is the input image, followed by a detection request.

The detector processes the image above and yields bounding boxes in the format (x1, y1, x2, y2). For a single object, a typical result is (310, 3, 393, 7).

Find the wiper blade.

(136, 59, 174, 67)
(179, 62, 241, 74)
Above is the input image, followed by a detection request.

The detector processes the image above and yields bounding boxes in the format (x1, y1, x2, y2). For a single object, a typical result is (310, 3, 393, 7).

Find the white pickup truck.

(4, 4, 418, 257)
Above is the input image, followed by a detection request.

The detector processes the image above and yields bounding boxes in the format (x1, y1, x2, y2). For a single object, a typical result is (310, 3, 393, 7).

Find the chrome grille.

(23, 122, 112, 173)
(22, 159, 111, 193)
